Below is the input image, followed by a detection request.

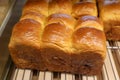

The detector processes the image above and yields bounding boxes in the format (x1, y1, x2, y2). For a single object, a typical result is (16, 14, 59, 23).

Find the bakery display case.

(0, 0, 120, 80)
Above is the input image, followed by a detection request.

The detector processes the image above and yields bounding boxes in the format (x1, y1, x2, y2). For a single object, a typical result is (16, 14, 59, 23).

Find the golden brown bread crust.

(47, 13, 76, 29)
(71, 15, 106, 75)
(41, 46, 71, 72)
(9, 19, 42, 47)
(42, 23, 73, 52)
(72, 28, 106, 75)
(9, 19, 46, 70)
(72, 2, 97, 18)
(41, 23, 72, 72)
(75, 15, 103, 30)
(73, 27, 106, 58)
(41, 14, 76, 72)
(20, 12, 46, 27)
(49, 0, 72, 15)
(71, 51, 104, 75)
(22, 0, 48, 17)
(99, 0, 120, 40)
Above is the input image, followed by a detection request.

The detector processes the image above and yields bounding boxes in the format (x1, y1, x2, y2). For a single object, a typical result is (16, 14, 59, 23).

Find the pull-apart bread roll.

(9, 19, 46, 70)
(72, 16, 106, 75)
(41, 13, 76, 72)
(9, 0, 48, 70)
(49, 0, 72, 15)
(72, 0, 97, 18)
(99, 0, 120, 40)
(20, 12, 46, 27)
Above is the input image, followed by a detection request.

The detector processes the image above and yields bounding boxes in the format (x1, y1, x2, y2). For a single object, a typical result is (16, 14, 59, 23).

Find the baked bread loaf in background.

(98, 0, 120, 40)
(9, 0, 107, 75)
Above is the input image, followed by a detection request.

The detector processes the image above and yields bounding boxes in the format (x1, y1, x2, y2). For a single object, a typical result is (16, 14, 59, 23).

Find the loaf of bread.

(9, 0, 106, 75)
(72, 0, 97, 19)
(98, 0, 120, 40)
(72, 15, 106, 75)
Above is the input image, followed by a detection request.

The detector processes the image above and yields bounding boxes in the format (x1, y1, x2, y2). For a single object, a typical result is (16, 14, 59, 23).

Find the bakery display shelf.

(1, 41, 120, 80)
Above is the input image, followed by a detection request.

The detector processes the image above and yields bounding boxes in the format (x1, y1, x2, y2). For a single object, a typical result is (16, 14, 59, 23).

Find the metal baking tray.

(0, 0, 120, 80)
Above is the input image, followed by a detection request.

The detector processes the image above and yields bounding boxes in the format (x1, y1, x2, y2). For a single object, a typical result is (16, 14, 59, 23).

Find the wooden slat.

(112, 41, 120, 64)
(38, 71, 45, 80)
(23, 69, 32, 80)
(107, 42, 120, 80)
(117, 41, 120, 56)
(79, 75, 82, 80)
(12, 68, 19, 80)
(88, 76, 97, 80)
(82, 76, 97, 80)
(102, 65, 109, 80)
(16, 69, 25, 80)
(103, 52, 115, 80)
(94, 76, 97, 80)
(116, 41, 120, 63)
(66, 74, 73, 80)
(61, 73, 66, 80)
(82, 76, 87, 80)
(117, 42, 120, 46)
(72, 74, 75, 80)
(45, 71, 52, 80)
